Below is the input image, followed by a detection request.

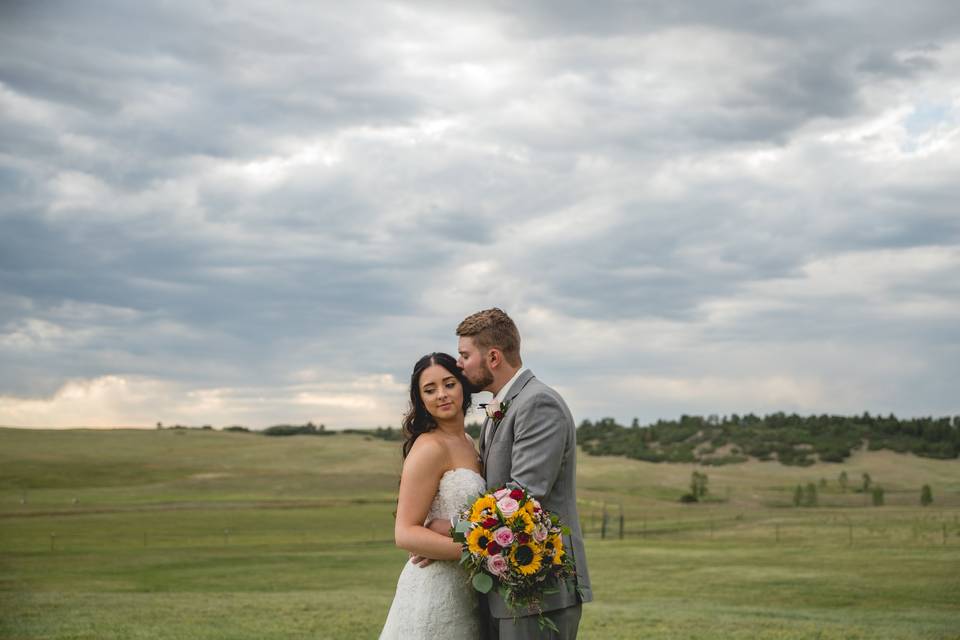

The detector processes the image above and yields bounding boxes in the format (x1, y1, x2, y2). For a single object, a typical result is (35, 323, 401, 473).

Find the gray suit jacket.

(480, 369, 592, 619)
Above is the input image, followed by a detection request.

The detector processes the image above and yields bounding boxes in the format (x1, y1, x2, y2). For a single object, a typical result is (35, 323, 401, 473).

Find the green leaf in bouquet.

(454, 519, 472, 536)
(537, 613, 560, 633)
(472, 572, 494, 594)
(561, 525, 571, 535)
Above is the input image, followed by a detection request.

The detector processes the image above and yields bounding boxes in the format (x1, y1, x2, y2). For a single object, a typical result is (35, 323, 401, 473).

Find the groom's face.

(457, 336, 494, 392)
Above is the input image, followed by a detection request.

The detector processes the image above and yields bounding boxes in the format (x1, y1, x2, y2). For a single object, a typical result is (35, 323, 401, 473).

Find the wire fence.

(578, 503, 960, 547)
(7, 509, 959, 554)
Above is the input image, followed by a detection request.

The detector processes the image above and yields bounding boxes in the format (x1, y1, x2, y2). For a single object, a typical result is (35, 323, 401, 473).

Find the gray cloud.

(1, 1, 958, 427)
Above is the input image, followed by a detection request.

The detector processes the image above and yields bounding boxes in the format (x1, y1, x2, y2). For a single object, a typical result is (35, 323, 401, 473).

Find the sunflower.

(509, 542, 543, 576)
(546, 533, 565, 565)
(466, 526, 493, 556)
(508, 509, 535, 534)
(522, 499, 538, 516)
(470, 495, 497, 522)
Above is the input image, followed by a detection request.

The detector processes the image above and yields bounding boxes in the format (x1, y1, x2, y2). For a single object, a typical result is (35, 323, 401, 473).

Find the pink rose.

(533, 525, 548, 543)
(493, 527, 515, 547)
(486, 554, 508, 576)
(493, 488, 510, 500)
(497, 497, 519, 517)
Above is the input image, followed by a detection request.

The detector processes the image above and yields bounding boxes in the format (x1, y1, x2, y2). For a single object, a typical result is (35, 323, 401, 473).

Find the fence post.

(943, 524, 948, 546)
(601, 503, 608, 540)
(618, 504, 624, 540)
(775, 524, 779, 543)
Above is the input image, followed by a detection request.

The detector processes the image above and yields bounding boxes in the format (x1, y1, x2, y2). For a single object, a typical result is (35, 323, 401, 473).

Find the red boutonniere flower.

(483, 399, 510, 424)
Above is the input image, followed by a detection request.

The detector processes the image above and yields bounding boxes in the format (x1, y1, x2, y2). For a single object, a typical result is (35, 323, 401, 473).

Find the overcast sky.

(1, 1, 959, 429)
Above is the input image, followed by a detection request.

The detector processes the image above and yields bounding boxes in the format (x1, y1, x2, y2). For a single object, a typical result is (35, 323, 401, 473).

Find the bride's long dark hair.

(401, 352, 473, 459)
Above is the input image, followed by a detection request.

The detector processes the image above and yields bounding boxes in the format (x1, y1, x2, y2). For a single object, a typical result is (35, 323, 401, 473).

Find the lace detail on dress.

(379, 468, 486, 640)
(426, 468, 485, 524)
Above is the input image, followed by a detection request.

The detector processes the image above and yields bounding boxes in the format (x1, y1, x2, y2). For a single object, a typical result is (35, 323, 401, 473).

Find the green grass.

(1, 427, 959, 639)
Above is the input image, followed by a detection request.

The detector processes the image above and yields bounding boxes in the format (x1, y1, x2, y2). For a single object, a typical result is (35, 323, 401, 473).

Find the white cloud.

(0, 374, 410, 429)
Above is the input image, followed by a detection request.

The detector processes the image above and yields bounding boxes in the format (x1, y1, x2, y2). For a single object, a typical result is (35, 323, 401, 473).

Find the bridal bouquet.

(451, 485, 575, 631)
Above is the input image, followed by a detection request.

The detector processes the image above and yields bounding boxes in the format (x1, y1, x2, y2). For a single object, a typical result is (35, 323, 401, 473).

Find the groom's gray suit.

(479, 369, 592, 639)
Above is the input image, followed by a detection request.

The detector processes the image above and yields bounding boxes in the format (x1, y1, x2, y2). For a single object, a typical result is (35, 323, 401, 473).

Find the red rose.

(517, 532, 531, 544)
(509, 489, 524, 501)
(482, 518, 499, 528)
(494, 410, 503, 420)
(486, 541, 502, 554)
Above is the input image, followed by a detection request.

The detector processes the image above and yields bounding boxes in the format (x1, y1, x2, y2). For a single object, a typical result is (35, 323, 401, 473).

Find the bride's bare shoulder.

(403, 432, 449, 470)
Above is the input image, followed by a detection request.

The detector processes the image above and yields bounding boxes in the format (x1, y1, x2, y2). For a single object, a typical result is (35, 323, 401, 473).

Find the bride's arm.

(394, 437, 462, 561)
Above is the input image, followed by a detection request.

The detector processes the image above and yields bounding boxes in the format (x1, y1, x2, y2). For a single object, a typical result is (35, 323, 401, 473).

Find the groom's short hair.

(456, 308, 522, 367)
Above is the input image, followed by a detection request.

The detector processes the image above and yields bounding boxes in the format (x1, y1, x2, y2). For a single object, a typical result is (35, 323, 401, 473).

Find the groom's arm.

(509, 391, 567, 499)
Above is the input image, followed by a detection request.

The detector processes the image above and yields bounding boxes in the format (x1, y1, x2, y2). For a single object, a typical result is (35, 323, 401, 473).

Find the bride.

(379, 352, 485, 639)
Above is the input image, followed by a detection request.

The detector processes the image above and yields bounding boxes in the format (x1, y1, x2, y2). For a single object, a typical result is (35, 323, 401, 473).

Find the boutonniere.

(480, 399, 510, 425)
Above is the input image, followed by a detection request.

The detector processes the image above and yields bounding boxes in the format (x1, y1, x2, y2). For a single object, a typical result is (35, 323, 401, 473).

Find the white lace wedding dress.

(379, 468, 486, 639)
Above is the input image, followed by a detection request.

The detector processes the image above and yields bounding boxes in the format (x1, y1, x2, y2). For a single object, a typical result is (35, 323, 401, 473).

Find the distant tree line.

(577, 412, 960, 466)
(263, 422, 333, 437)
(340, 427, 404, 441)
(157, 421, 405, 441)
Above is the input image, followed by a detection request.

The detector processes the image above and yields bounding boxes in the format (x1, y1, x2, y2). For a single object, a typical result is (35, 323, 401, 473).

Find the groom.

(455, 308, 592, 639)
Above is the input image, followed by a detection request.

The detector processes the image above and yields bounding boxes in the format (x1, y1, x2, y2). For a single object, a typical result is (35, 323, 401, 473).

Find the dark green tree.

(793, 484, 803, 507)
(861, 472, 872, 492)
(921, 484, 933, 506)
(838, 471, 848, 492)
(690, 471, 709, 500)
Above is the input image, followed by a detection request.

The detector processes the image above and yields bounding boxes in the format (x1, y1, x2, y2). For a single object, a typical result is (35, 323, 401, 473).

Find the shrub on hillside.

(872, 487, 885, 506)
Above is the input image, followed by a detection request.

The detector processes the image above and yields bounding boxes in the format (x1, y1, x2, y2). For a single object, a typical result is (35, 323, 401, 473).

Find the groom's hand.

(425, 518, 453, 537)
(409, 553, 433, 567)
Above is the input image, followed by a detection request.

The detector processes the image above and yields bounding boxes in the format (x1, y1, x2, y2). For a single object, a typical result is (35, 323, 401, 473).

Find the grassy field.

(1, 427, 959, 639)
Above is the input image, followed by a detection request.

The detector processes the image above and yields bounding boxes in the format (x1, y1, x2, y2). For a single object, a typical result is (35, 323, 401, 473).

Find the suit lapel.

(481, 370, 536, 468)
(505, 369, 535, 405)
